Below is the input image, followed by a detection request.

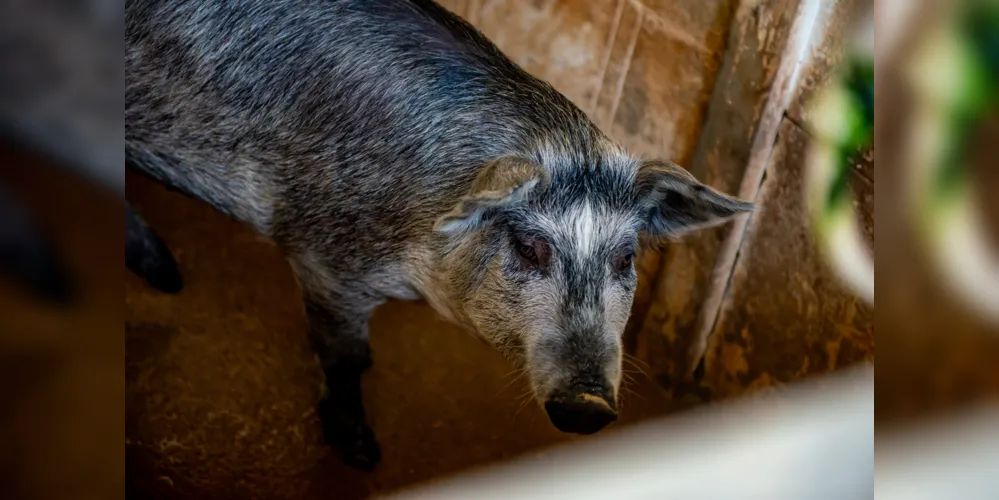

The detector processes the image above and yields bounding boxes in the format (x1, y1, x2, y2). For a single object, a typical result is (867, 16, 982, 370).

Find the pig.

(125, 0, 752, 470)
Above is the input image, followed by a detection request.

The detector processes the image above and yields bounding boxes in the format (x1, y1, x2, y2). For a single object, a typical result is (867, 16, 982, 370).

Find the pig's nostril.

(544, 393, 618, 435)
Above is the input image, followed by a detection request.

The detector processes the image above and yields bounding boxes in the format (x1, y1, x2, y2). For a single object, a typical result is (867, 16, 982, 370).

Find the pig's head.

(433, 146, 752, 435)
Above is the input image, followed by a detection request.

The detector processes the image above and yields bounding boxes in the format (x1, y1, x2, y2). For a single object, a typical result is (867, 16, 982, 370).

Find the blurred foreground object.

(807, 0, 999, 322)
(0, 0, 121, 304)
(804, 37, 874, 304)
(802, 0, 874, 305)
(387, 367, 875, 500)
(877, 403, 999, 500)
(903, 0, 999, 325)
(875, 0, 999, 423)
(0, 0, 122, 193)
(388, 366, 998, 500)
(0, 184, 75, 302)
(0, 2, 122, 493)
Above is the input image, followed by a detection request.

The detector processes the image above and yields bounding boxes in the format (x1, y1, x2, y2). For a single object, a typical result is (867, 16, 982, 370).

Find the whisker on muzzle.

(498, 367, 530, 394)
(622, 353, 653, 380)
(619, 382, 647, 405)
(512, 389, 536, 422)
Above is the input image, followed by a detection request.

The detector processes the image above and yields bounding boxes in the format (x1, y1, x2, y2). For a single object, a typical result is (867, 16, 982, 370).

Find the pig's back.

(126, 0, 593, 242)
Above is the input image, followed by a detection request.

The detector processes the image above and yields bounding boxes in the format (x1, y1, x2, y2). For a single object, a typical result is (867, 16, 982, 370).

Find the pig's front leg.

(300, 289, 382, 471)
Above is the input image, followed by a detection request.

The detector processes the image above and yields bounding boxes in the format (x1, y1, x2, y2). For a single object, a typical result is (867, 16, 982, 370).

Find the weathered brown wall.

(701, 0, 874, 395)
(635, 0, 877, 408)
(440, 0, 733, 159)
(634, 0, 803, 396)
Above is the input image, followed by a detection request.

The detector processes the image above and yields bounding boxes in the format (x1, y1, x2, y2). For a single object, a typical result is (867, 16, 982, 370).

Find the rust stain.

(794, 354, 810, 378)
(747, 372, 775, 391)
(719, 341, 750, 378)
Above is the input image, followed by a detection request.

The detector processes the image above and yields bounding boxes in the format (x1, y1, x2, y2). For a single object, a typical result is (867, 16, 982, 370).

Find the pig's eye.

(513, 236, 551, 269)
(515, 240, 536, 263)
(612, 252, 634, 272)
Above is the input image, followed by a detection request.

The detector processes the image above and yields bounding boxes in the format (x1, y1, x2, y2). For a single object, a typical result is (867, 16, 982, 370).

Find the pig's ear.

(635, 160, 753, 238)
(434, 157, 545, 234)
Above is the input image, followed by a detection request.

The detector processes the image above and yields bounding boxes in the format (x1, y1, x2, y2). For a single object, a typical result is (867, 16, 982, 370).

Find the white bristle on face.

(572, 200, 597, 258)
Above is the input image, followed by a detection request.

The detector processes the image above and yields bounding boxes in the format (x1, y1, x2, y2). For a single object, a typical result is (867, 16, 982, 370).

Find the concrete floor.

(124, 171, 675, 499)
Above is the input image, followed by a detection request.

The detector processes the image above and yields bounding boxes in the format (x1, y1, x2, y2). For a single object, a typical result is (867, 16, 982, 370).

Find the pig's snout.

(543, 385, 617, 435)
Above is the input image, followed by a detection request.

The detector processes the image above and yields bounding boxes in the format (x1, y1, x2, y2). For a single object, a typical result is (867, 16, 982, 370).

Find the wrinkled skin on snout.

(431, 151, 752, 435)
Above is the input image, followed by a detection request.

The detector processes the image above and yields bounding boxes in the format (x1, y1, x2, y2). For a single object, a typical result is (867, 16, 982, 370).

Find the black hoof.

(332, 422, 382, 471)
(142, 255, 183, 294)
(319, 399, 381, 471)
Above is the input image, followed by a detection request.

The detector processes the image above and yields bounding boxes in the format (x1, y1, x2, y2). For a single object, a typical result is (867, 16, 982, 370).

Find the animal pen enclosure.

(121, 0, 881, 496)
(6, 0, 999, 498)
